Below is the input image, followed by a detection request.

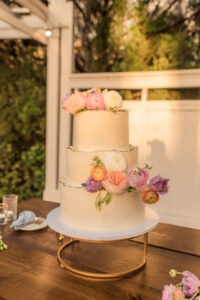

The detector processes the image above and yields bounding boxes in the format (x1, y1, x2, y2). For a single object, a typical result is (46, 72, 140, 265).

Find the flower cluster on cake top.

(162, 269, 200, 299)
(82, 153, 169, 210)
(62, 88, 123, 114)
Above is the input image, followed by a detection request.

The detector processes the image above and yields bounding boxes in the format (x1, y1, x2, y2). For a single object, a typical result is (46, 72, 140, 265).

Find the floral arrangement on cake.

(162, 269, 200, 299)
(62, 88, 123, 114)
(82, 153, 169, 210)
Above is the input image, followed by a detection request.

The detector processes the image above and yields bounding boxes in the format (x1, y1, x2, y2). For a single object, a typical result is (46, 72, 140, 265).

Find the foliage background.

(0, 0, 200, 200)
(0, 40, 46, 201)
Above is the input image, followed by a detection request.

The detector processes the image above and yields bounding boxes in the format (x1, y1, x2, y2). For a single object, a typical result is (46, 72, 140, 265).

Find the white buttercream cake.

(60, 109, 145, 231)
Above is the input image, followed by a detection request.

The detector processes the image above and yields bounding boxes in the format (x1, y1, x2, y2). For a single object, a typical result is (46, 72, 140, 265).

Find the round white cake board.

(47, 206, 159, 242)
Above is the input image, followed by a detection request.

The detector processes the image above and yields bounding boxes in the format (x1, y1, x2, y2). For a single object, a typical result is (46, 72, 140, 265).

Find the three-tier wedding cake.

(60, 88, 169, 232)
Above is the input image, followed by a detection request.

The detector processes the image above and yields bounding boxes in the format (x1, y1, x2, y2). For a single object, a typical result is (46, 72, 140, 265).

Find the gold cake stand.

(56, 232, 148, 279)
(47, 207, 159, 279)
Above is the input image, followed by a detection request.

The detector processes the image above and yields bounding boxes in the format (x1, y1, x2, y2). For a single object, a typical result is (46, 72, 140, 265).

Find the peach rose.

(65, 92, 86, 114)
(173, 287, 185, 298)
(103, 171, 128, 194)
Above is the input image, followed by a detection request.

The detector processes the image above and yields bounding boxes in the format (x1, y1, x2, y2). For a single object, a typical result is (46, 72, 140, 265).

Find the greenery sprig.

(91, 156, 104, 167)
(95, 191, 112, 211)
(0, 230, 7, 251)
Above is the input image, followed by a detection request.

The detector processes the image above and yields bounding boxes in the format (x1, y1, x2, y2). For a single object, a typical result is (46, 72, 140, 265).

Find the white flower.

(145, 161, 152, 169)
(104, 152, 127, 171)
(133, 167, 140, 174)
(103, 90, 123, 110)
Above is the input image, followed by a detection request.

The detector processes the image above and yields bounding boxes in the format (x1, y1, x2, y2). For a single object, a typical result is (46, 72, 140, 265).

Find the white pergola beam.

(15, 0, 47, 23)
(29, 0, 58, 27)
(0, 0, 11, 12)
(30, 0, 49, 15)
(0, 6, 47, 44)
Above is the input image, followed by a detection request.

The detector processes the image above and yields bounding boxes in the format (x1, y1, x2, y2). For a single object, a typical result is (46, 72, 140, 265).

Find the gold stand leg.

(57, 233, 148, 279)
(56, 232, 64, 241)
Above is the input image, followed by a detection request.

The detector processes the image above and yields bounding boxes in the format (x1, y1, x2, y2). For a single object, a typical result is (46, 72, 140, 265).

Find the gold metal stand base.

(57, 233, 148, 279)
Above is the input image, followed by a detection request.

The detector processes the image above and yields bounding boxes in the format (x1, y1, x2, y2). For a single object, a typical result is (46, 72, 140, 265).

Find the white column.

(43, 1, 74, 202)
(58, 2, 74, 180)
(43, 28, 60, 202)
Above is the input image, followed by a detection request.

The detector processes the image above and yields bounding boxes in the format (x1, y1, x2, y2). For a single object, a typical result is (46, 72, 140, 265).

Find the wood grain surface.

(0, 199, 199, 300)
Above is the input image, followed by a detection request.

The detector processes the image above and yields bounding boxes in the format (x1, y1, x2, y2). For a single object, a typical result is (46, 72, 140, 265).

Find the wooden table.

(0, 199, 199, 300)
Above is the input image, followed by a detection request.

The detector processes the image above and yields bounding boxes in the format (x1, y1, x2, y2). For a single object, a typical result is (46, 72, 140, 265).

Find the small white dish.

(14, 217, 48, 231)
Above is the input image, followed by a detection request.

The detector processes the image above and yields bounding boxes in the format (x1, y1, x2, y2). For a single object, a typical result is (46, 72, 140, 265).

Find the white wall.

(124, 100, 200, 229)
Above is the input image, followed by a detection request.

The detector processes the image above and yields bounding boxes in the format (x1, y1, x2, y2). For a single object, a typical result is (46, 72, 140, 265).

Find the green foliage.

(74, 0, 199, 72)
(73, 0, 199, 100)
(0, 40, 46, 201)
(108, 0, 197, 72)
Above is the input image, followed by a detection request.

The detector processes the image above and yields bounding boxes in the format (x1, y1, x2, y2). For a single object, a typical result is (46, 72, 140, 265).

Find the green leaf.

(104, 192, 112, 205)
(128, 186, 136, 192)
(95, 191, 103, 211)
(92, 156, 104, 167)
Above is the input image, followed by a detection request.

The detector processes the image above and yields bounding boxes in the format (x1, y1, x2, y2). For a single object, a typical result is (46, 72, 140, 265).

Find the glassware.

(0, 203, 8, 225)
(2, 195, 18, 221)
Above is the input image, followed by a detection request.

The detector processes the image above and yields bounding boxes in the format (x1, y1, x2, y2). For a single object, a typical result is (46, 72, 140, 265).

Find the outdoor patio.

(0, 0, 200, 299)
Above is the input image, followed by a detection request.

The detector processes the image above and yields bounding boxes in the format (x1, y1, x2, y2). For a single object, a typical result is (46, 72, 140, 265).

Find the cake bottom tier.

(60, 186, 145, 231)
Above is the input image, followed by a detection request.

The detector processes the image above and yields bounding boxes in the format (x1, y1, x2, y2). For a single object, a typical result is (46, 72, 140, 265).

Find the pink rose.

(127, 164, 149, 191)
(62, 96, 69, 110)
(162, 284, 175, 300)
(103, 171, 128, 194)
(86, 93, 105, 110)
(65, 92, 86, 114)
(162, 284, 185, 300)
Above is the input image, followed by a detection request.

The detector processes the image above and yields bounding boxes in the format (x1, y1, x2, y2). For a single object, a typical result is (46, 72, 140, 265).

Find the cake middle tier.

(66, 146, 138, 186)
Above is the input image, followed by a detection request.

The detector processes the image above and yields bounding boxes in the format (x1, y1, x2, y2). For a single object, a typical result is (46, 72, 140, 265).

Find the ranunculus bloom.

(127, 165, 149, 191)
(86, 93, 105, 110)
(103, 171, 128, 194)
(182, 271, 199, 297)
(103, 90, 122, 110)
(104, 152, 127, 171)
(62, 96, 69, 110)
(84, 176, 102, 193)
(141, 186, 159, 204)
(86, 88, 101, 96)
(150, 175, 169, 195)
(65, 92, 86, 114)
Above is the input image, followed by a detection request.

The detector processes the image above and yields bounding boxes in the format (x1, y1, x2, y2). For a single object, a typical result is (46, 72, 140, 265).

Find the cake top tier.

(62, 88, 129, 150)
(73, 110, 129, 151)
(62, 88, 123, 114)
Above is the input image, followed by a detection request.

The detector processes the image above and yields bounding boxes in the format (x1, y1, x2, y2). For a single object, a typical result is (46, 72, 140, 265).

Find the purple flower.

(182, 271, 199, 297)
(62, 96, 69, 110)
(150, 175, 169, 195)
(84, 176, 102, 193)
(162, 284, 175, 300)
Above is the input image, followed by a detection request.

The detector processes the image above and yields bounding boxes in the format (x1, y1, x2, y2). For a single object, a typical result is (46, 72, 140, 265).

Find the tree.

(72, 0, 200, 72)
